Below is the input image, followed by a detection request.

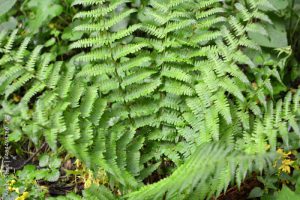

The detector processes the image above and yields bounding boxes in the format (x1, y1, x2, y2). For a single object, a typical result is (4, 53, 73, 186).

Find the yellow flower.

(8, 186, 13, 192)
(283, 159, 294, 165)
(75, 159, 82, 168)
(15, 191, 29, 200)
(279, 159, 294, 174)
(14, 188, 20, 194)
(283, 151, 292, 157)
(275, 148, 296, 174)
(8, 186, 19, 193)
(277, 148, 292, 158)
(9, 180, 16, 185)
(279, 165, 291, 174)
(277, 148, 284, 154)
(84, 178, 92, 189)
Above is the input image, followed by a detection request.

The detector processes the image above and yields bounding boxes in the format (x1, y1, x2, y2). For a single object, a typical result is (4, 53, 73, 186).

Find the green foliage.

(0, 165, 50, 200)
(0, 0, 300, 199)
(25, 0, 64, 33)
(0, 0, 16, 15)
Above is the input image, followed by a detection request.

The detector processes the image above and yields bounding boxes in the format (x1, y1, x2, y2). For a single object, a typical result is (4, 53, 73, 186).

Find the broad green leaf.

(45, 38, 56, 47)
(8, 131, 22, 142)
(46, 170, 60, 182)
(0, 0, 16, 15)
(248, 187, 263, 198)
(296, 177, 300, 194)
(36, 168, 50, 180)
(39, 154, 50, 167)
(17, 165, 37, 180)
(248, 20, 288, 48)
(269, 0, 288, 10)
(275, 186, 300, 200)
(26, 0, 63, 33)
(0, 17, 17, 31)
(49, 157, 61, 169)
(259, 0, 288, 11)
(62, 20, 84, 41)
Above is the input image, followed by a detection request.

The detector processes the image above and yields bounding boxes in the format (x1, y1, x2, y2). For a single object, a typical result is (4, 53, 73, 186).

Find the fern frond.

(76, 49, 111, 62)
(214, 90, 232, 124)
(4, 29, 18, 52)
(162, 80, 194, 96)
(15, 37, 31, 63)
(161, 66, 192, 83)
(235, 3, 251, 21)
(20, 83, 46, 105)
(117, 56, 151, 73)
(72, 0, 105, 6)
(112, 43, 149, 60)
(126, 143, 275, 200)
(125, 79, 161, 102)
(121, 69, 156, 88)
(70, 24, 141, 49)
(196, 7, 225, 19)
(25, 45, 43, 71)
(253, 10, 273, 24)
(74, 0, 128, 19)
(197, 0, 222, 9)
(80, 86, 99, 118)
(74, 9, 137, 32)
(219, 78, 245, 102)
(5, 73, 34, 98)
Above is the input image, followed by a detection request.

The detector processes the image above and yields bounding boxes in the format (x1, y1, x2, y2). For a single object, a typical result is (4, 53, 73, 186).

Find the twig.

(14, 142, 47, 170)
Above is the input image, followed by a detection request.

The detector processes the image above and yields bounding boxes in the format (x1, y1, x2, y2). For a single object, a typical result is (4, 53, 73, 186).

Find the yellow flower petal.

(15, 191, 29, 200)
(84, 179, 92, 189)
(15, 188, 20, 194)
(277, 148, 284, 154)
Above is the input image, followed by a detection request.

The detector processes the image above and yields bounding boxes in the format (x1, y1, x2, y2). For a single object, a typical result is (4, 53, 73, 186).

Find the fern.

(1, 0, 299, 199)
(126, 143, 276, 200)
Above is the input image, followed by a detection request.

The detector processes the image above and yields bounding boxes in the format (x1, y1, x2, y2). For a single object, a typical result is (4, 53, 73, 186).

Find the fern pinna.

(0, 0, 299, 199)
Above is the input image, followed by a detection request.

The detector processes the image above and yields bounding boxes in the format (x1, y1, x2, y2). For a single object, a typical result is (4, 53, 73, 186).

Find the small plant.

(1, 165, 47, 200)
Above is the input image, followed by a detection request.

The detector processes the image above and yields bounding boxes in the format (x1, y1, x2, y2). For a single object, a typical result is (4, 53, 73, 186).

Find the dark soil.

(217, 176, 263, 200)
